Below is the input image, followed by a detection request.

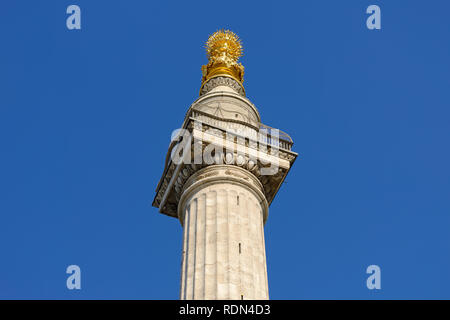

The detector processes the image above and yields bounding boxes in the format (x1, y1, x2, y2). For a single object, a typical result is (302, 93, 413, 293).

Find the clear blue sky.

(1, 0, 449, 299)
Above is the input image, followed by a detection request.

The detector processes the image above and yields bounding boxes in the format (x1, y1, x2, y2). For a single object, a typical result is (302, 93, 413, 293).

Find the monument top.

(201, 30, 245, 91)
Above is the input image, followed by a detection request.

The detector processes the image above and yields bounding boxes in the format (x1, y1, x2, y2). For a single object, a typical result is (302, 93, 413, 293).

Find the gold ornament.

(201, 29, 245, 91)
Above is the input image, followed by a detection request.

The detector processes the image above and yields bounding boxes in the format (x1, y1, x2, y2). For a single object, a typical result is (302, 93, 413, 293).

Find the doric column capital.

(152, 105, 297, 219)
(178, 165, 269, 226)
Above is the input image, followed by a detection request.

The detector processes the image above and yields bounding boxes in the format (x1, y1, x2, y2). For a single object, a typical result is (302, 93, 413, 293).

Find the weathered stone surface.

(179, 166, 269, 300)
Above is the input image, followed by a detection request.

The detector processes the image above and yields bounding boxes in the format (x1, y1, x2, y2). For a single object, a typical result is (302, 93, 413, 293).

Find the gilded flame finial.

(201, 29, 245, 89)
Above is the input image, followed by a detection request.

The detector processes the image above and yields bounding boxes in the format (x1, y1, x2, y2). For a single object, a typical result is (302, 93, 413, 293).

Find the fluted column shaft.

(178, 165, 269, 300)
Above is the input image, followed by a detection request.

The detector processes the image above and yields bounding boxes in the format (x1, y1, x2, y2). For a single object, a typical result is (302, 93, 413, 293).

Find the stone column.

(178, 165, 269, 300)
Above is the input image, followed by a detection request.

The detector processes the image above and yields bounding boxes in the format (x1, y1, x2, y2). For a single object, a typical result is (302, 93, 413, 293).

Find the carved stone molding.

(153, 95, 297, 219)
(153, 141, 292, 219)
(200, 76, 245, 97)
